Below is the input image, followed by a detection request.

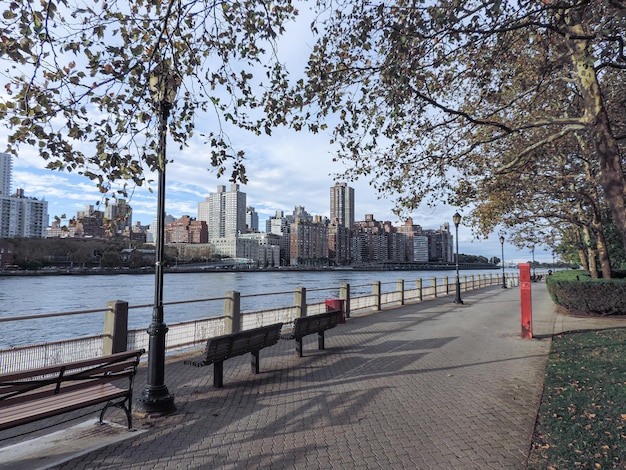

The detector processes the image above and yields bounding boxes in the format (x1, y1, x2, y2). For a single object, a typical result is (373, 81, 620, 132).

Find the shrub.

(546, 270, 626, 316)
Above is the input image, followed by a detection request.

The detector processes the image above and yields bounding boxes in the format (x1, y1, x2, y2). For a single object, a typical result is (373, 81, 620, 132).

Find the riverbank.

(0, 262, 499, 276)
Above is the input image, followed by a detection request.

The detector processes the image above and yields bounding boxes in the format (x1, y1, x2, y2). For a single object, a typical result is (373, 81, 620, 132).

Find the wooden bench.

(185, 322, 283, 388)
(0, 349, 144, 432)
(293, 309, 341, 357)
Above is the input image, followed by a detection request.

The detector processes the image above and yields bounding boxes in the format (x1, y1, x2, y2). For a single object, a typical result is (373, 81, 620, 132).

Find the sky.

(0, 5, 554, 264)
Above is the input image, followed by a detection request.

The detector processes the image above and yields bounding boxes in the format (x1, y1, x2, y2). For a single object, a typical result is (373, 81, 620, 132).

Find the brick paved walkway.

(2, 283, 625, 469)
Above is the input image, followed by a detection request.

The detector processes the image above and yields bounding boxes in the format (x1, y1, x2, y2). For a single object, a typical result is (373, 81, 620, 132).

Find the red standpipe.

(518, 263, 532, 339)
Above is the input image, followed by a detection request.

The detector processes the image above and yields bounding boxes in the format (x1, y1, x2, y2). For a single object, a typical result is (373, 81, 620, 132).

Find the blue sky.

(0, 6, 552, 264)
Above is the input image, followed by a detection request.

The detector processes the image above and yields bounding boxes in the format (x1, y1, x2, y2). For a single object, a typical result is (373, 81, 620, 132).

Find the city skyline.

(3, 139, 550, 263)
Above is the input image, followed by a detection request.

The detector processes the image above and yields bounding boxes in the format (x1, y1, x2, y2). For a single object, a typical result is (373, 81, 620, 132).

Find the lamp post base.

(454, 283, 463, 304)
(137, 385, 175, 415)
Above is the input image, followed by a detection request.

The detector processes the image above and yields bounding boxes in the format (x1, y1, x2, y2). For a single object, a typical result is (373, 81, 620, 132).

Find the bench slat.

(0, 350, 143, 383)
(0, 383, 127, 430)
(0, 349, 144, 431)
(185, 322, 283, 388)
(293, 310, 341, 356)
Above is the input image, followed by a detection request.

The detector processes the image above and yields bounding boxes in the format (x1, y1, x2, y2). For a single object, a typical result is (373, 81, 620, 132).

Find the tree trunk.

(583, 225, 599, 278)
(594, 222, 612, 279)
(575, 228, 590, 271)
(567, 23, 626, 255)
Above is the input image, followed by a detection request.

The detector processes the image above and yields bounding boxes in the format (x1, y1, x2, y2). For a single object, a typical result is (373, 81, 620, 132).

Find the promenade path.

(2, 283, 626, 469)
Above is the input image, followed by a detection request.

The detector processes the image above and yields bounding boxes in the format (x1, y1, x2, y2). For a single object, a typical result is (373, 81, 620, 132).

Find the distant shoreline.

(0, 263, 500, 277)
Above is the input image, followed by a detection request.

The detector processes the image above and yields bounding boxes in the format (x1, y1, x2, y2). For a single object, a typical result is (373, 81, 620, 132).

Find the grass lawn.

(528, 328, 626, 469)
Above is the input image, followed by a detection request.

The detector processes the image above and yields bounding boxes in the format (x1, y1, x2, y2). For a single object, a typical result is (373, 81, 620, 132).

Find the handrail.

(0, 307, 110, 322)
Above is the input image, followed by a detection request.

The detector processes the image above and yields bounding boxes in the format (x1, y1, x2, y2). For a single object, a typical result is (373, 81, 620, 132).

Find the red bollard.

(325, 298, 345, 323)
(518, 263, 532, 339)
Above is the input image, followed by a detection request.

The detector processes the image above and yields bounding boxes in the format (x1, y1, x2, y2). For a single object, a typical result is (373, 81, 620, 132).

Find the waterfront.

(0, 268, 509, 349)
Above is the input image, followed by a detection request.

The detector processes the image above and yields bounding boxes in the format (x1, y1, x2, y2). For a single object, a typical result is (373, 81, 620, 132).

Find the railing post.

(373, 281, 381, 310)
(340, 283, 351, 319)
(490, 273, 494, 286)
(398, 279, 405, 305)
(224, 291, 241, 334)
(295, 287, 307, 318)
(432, 277, 437, 298)
(417, 278, 423, 301)
(444, 276, 449, 295)
(463, 275, 467, 292)
(472, 274, 476, 290)
(103, 300, 128, 355)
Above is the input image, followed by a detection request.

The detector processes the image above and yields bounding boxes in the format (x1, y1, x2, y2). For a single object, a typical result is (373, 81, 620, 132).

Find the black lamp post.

(138, 64, 180, 414)
(453, 212, 463, 304)
(500, 235, 507, 288)
(530, 244, 535, 278)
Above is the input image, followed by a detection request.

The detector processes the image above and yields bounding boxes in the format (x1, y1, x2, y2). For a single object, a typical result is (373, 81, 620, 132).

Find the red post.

(518, 263, 532, 339)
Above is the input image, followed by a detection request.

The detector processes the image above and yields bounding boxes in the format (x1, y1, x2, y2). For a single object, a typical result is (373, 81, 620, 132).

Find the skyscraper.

(330, 183, 355, 229)
(198, 184, 246, 240)
(0, 154, 48, 238)
(0, 152, 12, 196)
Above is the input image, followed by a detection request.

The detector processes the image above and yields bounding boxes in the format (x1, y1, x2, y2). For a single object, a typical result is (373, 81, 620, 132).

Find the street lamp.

(500, 235, 507, 288)
(452, 212, 463, 304)
(530, 244, 535, 279)
(138, 63, 180, 414)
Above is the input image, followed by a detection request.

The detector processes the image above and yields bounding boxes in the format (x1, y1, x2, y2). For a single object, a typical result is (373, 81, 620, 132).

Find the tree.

(1, 0, 298, 197)
(284, 1, 626, 252)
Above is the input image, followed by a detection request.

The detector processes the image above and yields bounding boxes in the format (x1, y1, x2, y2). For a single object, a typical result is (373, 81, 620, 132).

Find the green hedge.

(546, 270, 626, 316)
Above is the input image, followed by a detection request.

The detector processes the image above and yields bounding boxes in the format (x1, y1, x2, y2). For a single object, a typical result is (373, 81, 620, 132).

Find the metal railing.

(0, 273, 520, 374)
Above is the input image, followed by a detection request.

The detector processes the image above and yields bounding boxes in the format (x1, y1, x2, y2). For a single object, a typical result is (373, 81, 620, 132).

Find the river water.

(0, 268, 509, 348)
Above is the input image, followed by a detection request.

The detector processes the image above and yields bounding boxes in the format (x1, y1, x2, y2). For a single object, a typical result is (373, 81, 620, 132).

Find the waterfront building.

(198, 184, 246, 240)
(351, 214, 390, 263)
(266, 210, 292, 265)
(165, 215, 208, 244)
(397, 218, 429, 262)
(330, 183, 355, 229)
(239, 232, 281, 267)
(289, 216, 329, 266)
(210, 236, 259, 261)
(328, 219, 351, 265)
(424, 223, 454, 263)
(0, 188, 48, 238)
(0, 154, 48, 239)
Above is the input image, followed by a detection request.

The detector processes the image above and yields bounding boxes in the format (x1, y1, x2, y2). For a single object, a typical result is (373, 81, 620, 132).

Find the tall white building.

(0, 153, 48, 238)
(0, 152, 12, 196)
(0, 197, 48, 241)
(198, 184, 247, 240)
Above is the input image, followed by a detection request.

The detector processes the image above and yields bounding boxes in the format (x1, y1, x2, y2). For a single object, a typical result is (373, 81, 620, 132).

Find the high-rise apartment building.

(424, 223, 454, 263)
(104, 199, 132, 235)
(0, 152, 12, 196)
(330, 183, 355, 229)
(0, 154, 48, 238)
(198, 184, 246, 240)
(289, 216, 329, 266)
(246, 206, 259, 232)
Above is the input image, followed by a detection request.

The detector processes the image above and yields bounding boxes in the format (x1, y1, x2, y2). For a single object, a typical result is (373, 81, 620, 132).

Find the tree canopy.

(282, 0, 626, 256)
(1, 0, 298, 195)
